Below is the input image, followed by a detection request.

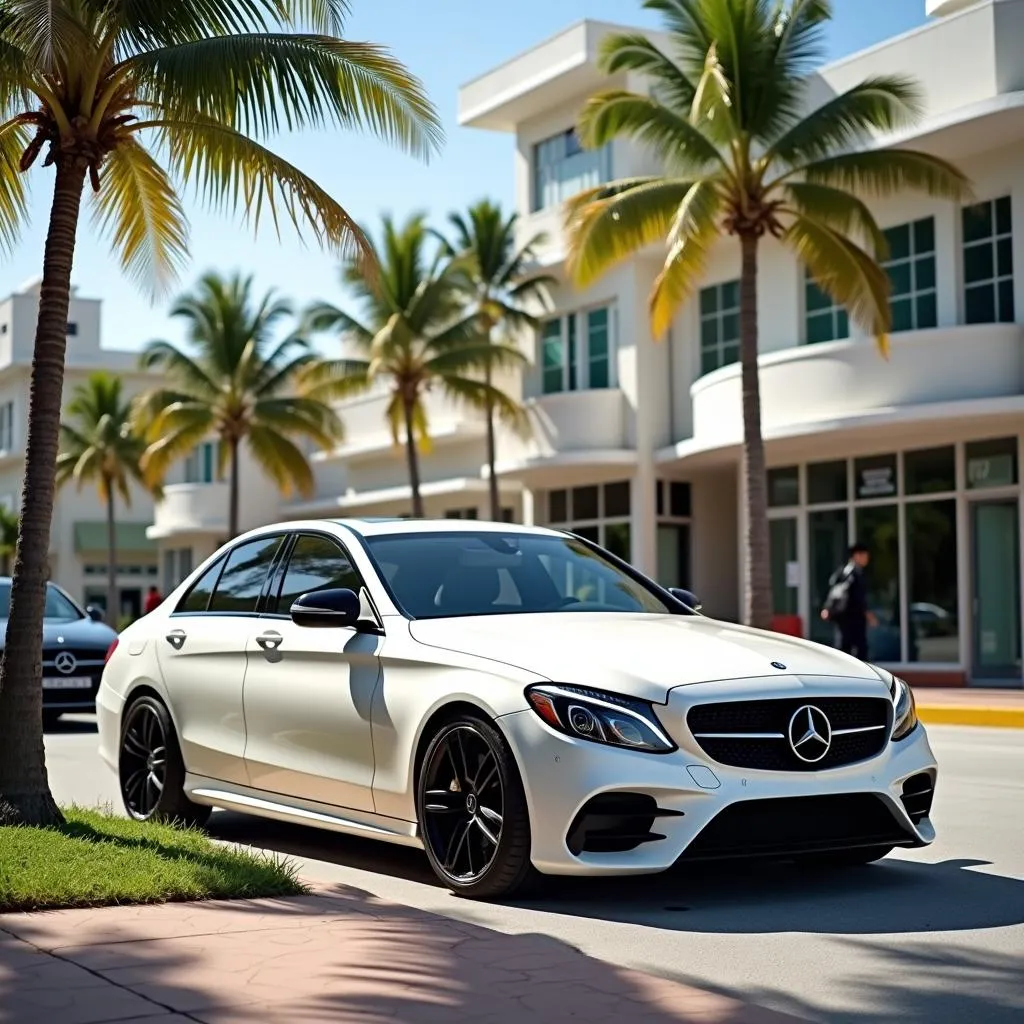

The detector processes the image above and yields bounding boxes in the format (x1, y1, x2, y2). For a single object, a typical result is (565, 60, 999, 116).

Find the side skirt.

(185, 775, 423, 849)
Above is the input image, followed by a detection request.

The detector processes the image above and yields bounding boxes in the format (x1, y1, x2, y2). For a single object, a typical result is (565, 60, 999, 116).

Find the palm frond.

(0, 120, 29, 253)
(577, 89, 722, 174)
(130, 34, 442, 158)
(766, 75, 923, 169)
(597, 31, 696, 110)
(565, 176, 698, 288)
(801, 148, 973, 202)
(441, 374, 528, 436)
(649, 179, 722, 340)
(89, 137, 189, 296)
(143, 113, 375, 261)
(296, 357, 372, 402)
(782, 181, 888, 259)
(247, 425, 315, 497)
(785, 213, 892, 355)
(139, 341, 220, 398)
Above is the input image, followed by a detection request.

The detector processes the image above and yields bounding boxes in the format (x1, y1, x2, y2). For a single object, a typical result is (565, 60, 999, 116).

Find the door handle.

(165, 630, 186, 650)
(255, 632, 282, 652)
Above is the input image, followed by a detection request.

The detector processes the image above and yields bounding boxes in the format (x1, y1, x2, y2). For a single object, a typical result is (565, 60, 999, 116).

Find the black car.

(0, 578, 119, 725)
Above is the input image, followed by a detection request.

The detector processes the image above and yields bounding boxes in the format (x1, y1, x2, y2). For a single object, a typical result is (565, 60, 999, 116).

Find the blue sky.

(2, 0, 928, 354)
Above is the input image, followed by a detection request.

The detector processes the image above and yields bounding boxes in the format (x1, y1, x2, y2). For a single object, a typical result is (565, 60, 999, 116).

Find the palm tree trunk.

(105, 486, 118, 627)
(402, 398, 424, 518)
(739, 232, 773, 631)
(0, 157, 89, 827)
(484, 355, 500, 521)
(228, 437, 240, 539)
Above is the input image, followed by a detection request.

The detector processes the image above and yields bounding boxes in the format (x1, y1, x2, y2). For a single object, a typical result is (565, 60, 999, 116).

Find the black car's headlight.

(891, 675, 919, 740)
(525, 684, 676, 754)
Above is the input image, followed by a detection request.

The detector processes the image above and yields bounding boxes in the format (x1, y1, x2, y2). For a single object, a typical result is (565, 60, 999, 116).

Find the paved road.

(45, 719, 1024, 1023)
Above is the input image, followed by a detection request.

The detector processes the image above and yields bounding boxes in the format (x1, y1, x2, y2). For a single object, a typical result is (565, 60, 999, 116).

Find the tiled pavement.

(0, 884, 808, 1023)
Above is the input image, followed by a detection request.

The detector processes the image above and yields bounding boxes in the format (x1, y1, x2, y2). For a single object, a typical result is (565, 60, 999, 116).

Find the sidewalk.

(0, 884, 806, 1024)
(913, 687, 1024, 729)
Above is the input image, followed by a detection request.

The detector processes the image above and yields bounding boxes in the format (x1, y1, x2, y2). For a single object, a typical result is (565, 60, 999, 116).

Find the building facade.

(147, 0, 1024, 688)
(0, 279, 160, 620)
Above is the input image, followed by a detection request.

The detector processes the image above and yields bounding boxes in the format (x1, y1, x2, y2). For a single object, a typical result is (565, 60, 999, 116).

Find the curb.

(916, 705, 1024, 729)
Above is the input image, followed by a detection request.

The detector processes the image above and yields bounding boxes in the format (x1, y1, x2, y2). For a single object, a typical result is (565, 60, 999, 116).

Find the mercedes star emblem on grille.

(54, 651, 78, 675)
(787, 704, 832, 763)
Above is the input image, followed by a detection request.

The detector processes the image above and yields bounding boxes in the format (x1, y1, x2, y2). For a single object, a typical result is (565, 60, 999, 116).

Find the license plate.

(42, 676, 93, 689)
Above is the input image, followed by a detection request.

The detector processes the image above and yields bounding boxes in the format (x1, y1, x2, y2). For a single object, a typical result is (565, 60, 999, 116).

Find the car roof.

(248, 518, 569, 539)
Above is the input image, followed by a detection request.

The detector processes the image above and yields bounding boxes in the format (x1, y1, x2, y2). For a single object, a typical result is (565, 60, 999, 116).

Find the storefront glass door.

(971, 500, 1022, 681)
(809, 509, 848, 646)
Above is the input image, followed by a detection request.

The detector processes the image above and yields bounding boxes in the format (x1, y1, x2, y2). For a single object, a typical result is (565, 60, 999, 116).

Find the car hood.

(408, 613, 886, 704)
(0, 617, 118, 650)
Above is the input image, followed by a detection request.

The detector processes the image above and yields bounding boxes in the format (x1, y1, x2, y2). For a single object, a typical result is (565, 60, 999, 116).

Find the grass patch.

(0, 805, 308, 913)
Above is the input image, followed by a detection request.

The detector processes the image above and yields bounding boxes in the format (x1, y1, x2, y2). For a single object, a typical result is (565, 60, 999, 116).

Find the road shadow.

(208, 811, 1024, 937)
(0, 883, 800, 1023)
(664, 940, 1024, 1024)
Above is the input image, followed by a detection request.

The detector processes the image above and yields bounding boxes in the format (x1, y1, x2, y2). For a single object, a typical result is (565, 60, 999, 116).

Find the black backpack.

(823, 564, 854, 618)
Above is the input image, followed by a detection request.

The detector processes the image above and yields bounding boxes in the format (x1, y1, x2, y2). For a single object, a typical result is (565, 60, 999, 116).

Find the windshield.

(365, 531, 673, 619)
(0, 582, 83, 621)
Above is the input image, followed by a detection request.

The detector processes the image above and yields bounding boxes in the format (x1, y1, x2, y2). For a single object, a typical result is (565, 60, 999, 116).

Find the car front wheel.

(417, 715, 534, 900)
(119, 695, 211, 828)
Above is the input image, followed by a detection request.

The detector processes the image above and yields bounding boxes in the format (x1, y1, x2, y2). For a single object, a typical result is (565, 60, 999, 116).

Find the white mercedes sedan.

(97, 518, 937, 899)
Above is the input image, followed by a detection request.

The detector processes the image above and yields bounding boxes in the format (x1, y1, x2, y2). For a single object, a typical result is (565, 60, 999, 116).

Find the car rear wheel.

(417, 715, 535, 900)
(119, 695, 211, 828)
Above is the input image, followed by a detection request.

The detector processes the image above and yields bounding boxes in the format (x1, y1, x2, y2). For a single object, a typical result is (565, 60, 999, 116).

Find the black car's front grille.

(41, 645, 106, 709)
(687, 697, 892, 772)
(42, 646, 108, 667)
(679, 793, 917, 861)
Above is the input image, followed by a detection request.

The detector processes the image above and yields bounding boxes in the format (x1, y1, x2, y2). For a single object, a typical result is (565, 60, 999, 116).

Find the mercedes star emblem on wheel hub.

(787, 705, 832, 763)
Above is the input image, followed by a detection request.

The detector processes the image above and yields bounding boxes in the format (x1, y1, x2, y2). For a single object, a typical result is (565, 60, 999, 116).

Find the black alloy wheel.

(118, 695, 210, 827)
(417, 716, 534, 900)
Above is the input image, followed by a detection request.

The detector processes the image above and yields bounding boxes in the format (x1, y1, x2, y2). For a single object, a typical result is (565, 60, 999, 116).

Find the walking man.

(144, 585, 163, 615)
(820, 542, 877, 659)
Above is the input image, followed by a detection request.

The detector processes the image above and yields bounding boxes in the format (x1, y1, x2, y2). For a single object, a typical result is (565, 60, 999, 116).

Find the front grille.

(42, 646, 107, 667)
(566, 793, 684, 856)
(687, 697, 891, 771)
(679, 794, 916, 862)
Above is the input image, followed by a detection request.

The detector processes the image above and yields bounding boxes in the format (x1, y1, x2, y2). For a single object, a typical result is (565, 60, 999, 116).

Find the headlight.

(891, 675, 919, 741)
(525, 684, 676, 753)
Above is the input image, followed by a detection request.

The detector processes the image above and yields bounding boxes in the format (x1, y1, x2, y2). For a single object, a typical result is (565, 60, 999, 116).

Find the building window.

(883, 217, 937, 332)
(540, 306, 615, 394)
(804, 270, 849, 344)
(963, 196, 1014, 324)
(163, 548, 193, 594)
(443, 507, 479, 519)
(699, 281, 739, 374)
(0, 401, 13, 451)
(184, 441, 217, 484)
(501, 507, 515, 523)
(655, 480, 691, 589)
(66, 322, 78, 336)
(544, 481, 631, 561)
(532, 128, 612, 212)
(768, 467, 800, 508)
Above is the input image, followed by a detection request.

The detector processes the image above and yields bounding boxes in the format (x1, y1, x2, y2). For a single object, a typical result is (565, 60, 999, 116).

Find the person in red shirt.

(144, 586, 163, 615)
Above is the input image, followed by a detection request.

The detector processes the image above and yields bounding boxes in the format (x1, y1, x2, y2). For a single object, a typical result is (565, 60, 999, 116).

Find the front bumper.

(500, 685, 937, 876)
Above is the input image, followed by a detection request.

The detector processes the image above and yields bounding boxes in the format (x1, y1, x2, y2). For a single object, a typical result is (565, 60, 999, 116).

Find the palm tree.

(0, 506, 17, 577)
(57, 372, 159, 622)
(304, 213, 527, 519)
(564, 0, 970, 629)
(135, 272, 344, 538)
(0, 0, 440, 827)
(438, 201, 554, 521)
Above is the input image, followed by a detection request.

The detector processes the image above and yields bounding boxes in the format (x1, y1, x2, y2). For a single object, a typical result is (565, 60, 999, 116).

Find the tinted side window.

(275, 535, 361, 614)
(208, 536, 284, 614)
(176, 557, 225, 613)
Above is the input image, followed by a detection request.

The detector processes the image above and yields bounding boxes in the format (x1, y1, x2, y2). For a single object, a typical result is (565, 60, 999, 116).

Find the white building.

(0, 279, 160, 619)
(148, 0, 1024, 688)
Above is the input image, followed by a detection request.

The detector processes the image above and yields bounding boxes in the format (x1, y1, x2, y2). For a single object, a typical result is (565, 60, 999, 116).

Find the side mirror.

(669, 588, 703, 612)
(290, 588, 360, 628)
(86, 605, 105, 623)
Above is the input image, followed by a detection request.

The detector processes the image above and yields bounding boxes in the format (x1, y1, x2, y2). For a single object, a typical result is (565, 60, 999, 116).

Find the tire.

(797, 844, 894, 869)
(119, 695, 211, 828)
(417, 714, 536, 900)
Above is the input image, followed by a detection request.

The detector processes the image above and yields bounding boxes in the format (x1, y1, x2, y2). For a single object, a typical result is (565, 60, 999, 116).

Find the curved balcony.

(148, 482, 229, 540)
(497, 388, 635, 483)
(688, 323, 1024, 452)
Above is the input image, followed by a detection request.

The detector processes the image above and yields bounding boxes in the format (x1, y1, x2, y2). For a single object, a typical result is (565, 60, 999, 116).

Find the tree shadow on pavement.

(0, 882, 801, 1023)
